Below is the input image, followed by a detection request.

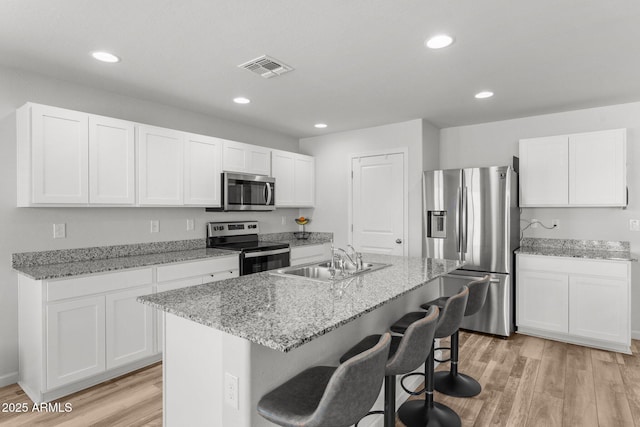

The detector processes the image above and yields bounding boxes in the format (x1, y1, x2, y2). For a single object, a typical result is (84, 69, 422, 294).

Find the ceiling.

(2, 1, 640, 138)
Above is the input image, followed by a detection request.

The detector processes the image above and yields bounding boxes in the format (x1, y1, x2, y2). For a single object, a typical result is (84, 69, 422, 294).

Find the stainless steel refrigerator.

(424, 166, 519, 337)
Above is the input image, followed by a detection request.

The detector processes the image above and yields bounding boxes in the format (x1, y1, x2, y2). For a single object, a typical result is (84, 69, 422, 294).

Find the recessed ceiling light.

(425, 34, 454, 49)
(233, 97, 251, 104)
(475, 91, 494, 99)
(91, 51, 120, 63)
(314, 123, 328, 129)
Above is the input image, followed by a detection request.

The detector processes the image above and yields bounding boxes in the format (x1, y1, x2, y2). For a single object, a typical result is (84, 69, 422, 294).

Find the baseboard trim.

(632, 330, 640, 340)
(0, 371, 19, 388)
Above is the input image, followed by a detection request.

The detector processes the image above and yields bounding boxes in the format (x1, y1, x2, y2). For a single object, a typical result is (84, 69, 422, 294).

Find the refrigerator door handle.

(456, 187, 462, 254)
(462, 186, 468, 254)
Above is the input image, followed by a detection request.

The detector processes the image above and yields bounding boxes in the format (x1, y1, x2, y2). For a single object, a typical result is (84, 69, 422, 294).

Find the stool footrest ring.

(434, 346, 451, 363)
(399, 372, 426, 395)
(354, 410, 384, 427)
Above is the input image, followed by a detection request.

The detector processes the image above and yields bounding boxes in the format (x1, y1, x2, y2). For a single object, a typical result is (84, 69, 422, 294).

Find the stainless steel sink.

(270, 260, 390, 283)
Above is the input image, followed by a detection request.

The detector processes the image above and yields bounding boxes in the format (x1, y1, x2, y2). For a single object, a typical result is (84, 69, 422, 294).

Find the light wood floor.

(0, 334, 638, 426)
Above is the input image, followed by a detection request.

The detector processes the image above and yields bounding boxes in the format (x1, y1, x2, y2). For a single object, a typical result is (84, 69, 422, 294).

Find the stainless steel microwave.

(221, 172, 276, 211)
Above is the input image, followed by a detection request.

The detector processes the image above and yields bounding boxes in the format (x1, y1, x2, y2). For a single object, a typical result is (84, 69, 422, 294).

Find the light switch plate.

(630, 219, 640, 232)
(186, 219, 194, 231)
(224, 373, 239, 410)
(150, 220, 159, 233)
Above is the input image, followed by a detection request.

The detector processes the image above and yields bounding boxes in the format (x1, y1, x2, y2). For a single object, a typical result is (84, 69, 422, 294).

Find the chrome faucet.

(331, 244, 362, 274)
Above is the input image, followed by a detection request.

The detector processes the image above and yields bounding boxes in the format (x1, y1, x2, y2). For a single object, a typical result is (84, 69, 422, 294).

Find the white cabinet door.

(138, 125, 184, 205)
(519, 135, 568, 206)
(294, 155, 315, 207)
(271, 151, 295, 206)
(569, 276, 629, 345)
(106, 286, 155, 369)
(184, 133, 222, 206)
(517, 270, 569, 333)
(290, 244, 331, 266)
(31, 104, 89, 204)
(89, 115, 135, 204)
(222, 140, 271, 175)
(569, 129, 626, 206)
(46, 296, 106, 389)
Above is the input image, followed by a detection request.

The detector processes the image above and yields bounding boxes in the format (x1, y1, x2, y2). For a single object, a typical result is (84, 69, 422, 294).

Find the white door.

(569, 129, 626, 206)
(569, 275, 629, 344)
(351, 153, 405, 255)
(517, 270, 569, 333)
(89, 115, 135, 204)
(137, 125, 184, 205)
(46, 296, 106, 389)
(184, 133, 222, 206)
(106, 286, 155, 369)
(31, 104, 89, 204)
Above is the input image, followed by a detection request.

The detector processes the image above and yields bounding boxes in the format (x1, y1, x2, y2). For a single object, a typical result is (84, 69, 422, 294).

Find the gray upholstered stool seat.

(393, 286, 469, 427)
(421, 275, 490, 398)
(339, 306, 439, 427)
(257, 333, 391, 427)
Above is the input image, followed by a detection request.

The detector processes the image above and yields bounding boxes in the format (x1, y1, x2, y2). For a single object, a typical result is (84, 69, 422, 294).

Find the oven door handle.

(244, 248, 290, 258)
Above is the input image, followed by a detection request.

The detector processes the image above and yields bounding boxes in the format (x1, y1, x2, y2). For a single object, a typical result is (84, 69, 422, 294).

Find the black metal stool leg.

(384, 375, 396, 427)
(398, 341, 461, 427)
(434, 330, 482, 397)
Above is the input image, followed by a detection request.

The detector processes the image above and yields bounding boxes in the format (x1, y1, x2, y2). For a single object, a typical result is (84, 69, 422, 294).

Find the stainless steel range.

(207, 221, 290, 276)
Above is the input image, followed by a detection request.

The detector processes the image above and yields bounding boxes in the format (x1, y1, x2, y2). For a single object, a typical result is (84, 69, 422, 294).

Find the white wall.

(440, 101, 640, 336)
(299, 119, 439, 257)
(0, 65, 300, 384)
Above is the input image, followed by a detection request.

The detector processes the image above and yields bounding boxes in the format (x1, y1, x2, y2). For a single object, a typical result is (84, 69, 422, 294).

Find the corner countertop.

(138, 254, 463, 353)
(515, 238, 637, 262)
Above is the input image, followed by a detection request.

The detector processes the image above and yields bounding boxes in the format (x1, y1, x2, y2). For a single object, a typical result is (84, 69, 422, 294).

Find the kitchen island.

(138, 254, 463, 427)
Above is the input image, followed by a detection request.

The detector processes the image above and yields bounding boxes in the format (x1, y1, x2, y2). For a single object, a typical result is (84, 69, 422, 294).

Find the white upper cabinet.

(18, 103, 89, 205)
(89, 115, 135, 204)
(271, 150, 315, 207)
(519, 135, 568, 206)
(137, 125, 184, 205)
(569, 129, 627, 206)
(519, 128, 627, 207)
(184, 133, 222, 207)
(222, 140, 271, 176)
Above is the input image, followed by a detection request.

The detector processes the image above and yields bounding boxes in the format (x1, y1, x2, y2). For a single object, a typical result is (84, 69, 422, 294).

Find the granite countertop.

(516, 238, 637, 262)
(13, 239, 239, 280)
(138, 254, 463, 352)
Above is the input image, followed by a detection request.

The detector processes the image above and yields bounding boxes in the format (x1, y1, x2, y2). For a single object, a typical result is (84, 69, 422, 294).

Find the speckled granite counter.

(12, 239, 238, 280)
(516, 238, 637, 261)
(259, 231, 332, 247)
(138, 254, 462, 352)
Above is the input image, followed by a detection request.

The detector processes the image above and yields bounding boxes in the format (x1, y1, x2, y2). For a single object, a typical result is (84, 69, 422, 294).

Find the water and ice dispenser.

(427, 211, 447, 238)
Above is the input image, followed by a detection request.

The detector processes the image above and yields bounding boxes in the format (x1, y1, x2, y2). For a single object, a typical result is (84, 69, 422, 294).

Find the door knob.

(395, 239, 402, 244)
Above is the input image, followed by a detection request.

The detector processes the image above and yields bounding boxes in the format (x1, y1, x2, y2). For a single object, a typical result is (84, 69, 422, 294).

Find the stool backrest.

(435, 285, 469, 338)
(312, 332, 391, 427)
(465, 275, 491, 316)
(386, 306, 439, 376)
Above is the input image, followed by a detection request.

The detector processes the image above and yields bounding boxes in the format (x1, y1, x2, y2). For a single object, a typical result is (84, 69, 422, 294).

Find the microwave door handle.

(266, 182, 273, 205)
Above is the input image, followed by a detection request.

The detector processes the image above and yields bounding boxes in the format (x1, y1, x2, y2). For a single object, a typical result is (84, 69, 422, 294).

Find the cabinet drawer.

(201, 269, 238, 284)
(156, 256, 238, 283)
(290, 244, 328, 261)
(517, 255, 628, 279)
(46, 268, 153, 302)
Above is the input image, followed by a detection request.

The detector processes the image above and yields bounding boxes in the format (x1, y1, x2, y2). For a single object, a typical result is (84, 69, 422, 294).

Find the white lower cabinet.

(46, 296, 106, 389)
(106, 286, 155, 369)
(516, 254, 631, 353)
(290, 243, 331, 266)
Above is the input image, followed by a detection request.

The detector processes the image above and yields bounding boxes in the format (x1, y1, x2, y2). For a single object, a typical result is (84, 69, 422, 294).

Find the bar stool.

(391, 286, 469, 427)
(256, 333, 391, 427)
(422, 275, 490, 397)
(339, 306, 439, 427)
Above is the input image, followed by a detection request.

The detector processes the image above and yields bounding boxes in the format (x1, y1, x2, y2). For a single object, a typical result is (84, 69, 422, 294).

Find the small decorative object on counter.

(294, 216, 310, 240)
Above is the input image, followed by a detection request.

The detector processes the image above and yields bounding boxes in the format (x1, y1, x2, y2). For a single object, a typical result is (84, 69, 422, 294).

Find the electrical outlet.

(53, 223, 66, 239)
(150, 220, 159, 233)
(224, 373, 239, 410)
(552, 219, 560, 229)
(281, 216, 286, 225)
(186, 219, 194, 231)
(630, 219, 640, 232)
(531, 219, 538, 229)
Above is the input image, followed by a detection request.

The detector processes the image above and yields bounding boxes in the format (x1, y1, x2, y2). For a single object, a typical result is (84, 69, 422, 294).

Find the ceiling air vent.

(238, 55, 293, 79)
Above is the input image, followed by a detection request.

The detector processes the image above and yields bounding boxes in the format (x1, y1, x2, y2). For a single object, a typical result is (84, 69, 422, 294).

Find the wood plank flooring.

(0, 334, 638, 426)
